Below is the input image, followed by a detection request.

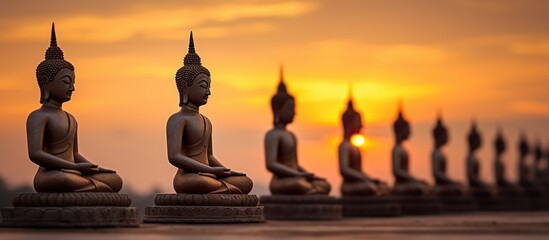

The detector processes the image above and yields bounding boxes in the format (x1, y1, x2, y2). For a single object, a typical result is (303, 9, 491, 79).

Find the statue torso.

(432, 149, 448, 183)
(273, 129, 299, 170)
(180, 112, 211, 165)
(34, 109, 77, 164)
(392, 144, 409, 180)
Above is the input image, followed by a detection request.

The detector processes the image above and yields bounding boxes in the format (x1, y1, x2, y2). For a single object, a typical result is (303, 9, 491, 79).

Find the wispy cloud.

(0, 1, 317, 42)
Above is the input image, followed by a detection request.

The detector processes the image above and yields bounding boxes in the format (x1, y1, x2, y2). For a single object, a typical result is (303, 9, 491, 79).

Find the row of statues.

(2, 24, 548, 226)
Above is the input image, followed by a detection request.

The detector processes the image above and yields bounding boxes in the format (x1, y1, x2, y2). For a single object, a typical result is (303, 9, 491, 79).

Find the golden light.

(351, 134, 366, 147)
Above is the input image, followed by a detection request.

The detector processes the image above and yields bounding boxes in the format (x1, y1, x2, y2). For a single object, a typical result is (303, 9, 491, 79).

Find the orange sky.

(0, 0, 548, 195)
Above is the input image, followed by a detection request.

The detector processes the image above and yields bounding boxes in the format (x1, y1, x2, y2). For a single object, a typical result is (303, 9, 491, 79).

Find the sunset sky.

(0, 0, 548, 195)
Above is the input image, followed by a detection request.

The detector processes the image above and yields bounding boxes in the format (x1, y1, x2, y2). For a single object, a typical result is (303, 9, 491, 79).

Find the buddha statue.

(1, 23, 137, 227)
(167, 32, 253, 194)
(466, 122, 493, 197)
(338, 90, 390, 196)
(494, 130, 513, 188)
(391, 103, 429, 196)
(431, 115, 464, 196)
(518, 134, 535, 188)
(27, 23, 122, 193)
(534, 142, 545, 182)
(264, 67, 331, 195)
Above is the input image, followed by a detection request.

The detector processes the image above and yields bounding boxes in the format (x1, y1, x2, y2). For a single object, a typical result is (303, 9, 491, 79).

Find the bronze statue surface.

(167, 32, 252, 194)
(338, 90, 389, 196)
(27, 23, 122, 193)
(264, 66, 330, 195)
(391, 103, 429, 196)
(431, 115, 464, 196)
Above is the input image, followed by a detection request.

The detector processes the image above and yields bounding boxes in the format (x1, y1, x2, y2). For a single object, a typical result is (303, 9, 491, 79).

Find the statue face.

(187, 73, 211, 106)
(278, 99, 295, 124)
(46, 68, 75, 103)
(402, 124, 411, 140)
(349, 115, 363, 134)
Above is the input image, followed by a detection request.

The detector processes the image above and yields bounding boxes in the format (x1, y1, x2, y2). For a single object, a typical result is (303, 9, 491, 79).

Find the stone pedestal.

(470, 188, 499, 211)
(437, 194, 478, 213)
(339, 196, 401, 217)
(493, 188, 529, 211)
(0, 192, 138, 227)
(396, 195, 442, 215)
(144, 194, 264, 223)
(260, 195, 342, 220)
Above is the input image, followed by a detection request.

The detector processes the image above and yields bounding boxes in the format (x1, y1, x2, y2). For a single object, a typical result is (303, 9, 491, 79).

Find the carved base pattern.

(154, 194, 259, 206)
(340, 196, 401, 217)
(143, 206, 265, 223)
(397, 196, 442, 215)
(260, 195, 342, 220)
(12, 193, 132, 207)
(1, 206, 138, 227)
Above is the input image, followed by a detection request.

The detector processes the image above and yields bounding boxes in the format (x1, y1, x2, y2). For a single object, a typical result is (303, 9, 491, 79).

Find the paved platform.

(1, 212, 549, 239)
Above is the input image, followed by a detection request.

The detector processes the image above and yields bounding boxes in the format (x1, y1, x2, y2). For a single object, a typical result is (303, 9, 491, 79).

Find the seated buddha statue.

(338, 90, 390, 196)
(27, 23, 122, 193)
(391, 104, 430, 196)
(518, 134, 535, 188)
(466, 122, 493, 197)
(431, 115, 464, 196)
(493, 129, 523, 196)
(167, 32, 252, 194)
(264, 67, 331, 195)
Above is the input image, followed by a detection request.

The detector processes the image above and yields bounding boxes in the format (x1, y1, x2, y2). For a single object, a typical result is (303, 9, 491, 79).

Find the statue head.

(271, 66, 295, 126)
(467, 121, 482, 152)
(393, 101, 410, 142)
(494, 129, 506, 155)
(342, 89, 363, 138)
(519, 133, 529, 157)
(175, 32, 211, 107)
(36, 23, 75, 104)
(433, 114, 448, 148)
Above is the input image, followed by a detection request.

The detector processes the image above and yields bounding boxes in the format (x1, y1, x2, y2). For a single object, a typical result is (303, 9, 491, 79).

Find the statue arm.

(339, 143, 367, 181)
(167, 116, 213, 173)
(265, 132, 303, 177)
(26, 113, 78, 170)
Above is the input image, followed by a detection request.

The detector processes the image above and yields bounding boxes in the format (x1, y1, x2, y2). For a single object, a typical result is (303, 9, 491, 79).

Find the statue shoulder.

(166, 112, 188, 129)
(265, 128, 288, 141)
(27, 108, 52, 125)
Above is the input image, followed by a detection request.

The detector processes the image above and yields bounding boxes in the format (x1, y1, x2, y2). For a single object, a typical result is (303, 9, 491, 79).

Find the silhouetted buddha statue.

(339, 91, 390, 196)
(518, 134, 535, 188)
(167, 32, 252, 194)
(494, 130, 514, 188)
(534, 142, 545, 183)
(28, 24, 122, 193)
(493, 129, 528, 210)
(391, 104, 429, 196)
(431, 115, 464, 196)
(144, 32, 263, 223)
(259, 67, 340, 220)
(264, 68, 330, 195)
(0, 23, 137, 227)
(466, 122, 493, 197)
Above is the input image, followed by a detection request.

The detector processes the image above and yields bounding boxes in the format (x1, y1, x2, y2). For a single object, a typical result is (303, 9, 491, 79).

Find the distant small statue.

(338, 89, 390, 196)
(264, 66, 331, 195)
(466, 122, 492, 197)
(391, 103, 429, 196)
(431, 115, 464, 196)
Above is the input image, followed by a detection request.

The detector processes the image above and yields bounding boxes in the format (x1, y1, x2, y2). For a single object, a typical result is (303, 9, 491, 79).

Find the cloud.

(0, 1, 317, 42)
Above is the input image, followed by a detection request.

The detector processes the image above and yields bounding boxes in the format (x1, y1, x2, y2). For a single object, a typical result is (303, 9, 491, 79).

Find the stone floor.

(2, 212, 549, 239)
